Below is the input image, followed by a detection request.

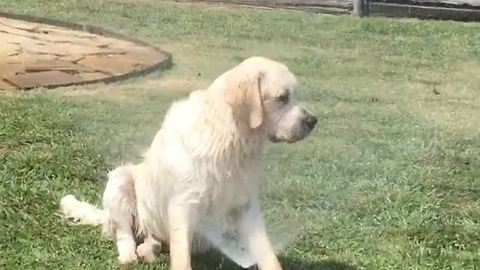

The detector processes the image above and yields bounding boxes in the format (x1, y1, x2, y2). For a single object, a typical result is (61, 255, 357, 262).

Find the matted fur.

(60, 56, 317, 270)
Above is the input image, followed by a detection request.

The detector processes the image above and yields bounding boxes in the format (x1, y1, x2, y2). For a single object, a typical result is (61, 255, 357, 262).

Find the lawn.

(1, 1, 479, 269)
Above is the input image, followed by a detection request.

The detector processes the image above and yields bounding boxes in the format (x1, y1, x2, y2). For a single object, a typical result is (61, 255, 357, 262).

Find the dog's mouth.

(268, 135, 297, 143)
(268, 122, 316, 143)
(268, 130, 312, 144)
(268, 134, 282, 143)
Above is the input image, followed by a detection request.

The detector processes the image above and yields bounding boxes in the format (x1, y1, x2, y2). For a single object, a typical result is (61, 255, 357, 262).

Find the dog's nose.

(305, 115, 317, 130)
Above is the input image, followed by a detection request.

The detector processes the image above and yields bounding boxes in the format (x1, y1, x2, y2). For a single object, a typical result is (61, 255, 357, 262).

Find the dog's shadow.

(192, 251, 357, 270)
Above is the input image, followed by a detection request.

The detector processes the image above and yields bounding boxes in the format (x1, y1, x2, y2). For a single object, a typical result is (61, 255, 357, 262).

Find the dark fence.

(176, 0, 480, 21)
(357, 0, 480, 21)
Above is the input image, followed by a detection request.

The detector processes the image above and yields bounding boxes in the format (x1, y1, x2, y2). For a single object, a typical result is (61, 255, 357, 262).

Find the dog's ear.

(225, 72, 264, 129)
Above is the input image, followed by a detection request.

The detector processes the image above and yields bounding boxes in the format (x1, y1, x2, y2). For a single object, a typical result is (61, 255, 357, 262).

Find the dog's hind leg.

(136, 235, 162, 263)
(103, 165, 138, 264)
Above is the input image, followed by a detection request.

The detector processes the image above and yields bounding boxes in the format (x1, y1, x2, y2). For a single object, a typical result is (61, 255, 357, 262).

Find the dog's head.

(223, 56, 317, 143)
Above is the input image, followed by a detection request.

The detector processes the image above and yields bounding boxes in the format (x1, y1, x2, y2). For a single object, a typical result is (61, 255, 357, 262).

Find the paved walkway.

(0, 16, 170, 89)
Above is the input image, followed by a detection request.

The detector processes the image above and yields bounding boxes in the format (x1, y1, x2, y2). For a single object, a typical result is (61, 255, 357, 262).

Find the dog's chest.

(201, 160, 257, 218)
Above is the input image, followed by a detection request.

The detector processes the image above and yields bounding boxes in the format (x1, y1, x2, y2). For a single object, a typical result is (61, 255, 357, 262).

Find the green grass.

(1, 1, 479, 269)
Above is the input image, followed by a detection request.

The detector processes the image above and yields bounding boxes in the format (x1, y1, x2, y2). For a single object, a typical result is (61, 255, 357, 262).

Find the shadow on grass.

(192, 251, 357, 270)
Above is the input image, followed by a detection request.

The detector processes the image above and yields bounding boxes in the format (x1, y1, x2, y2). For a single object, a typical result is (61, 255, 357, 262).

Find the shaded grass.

(0, 1, 479, 269)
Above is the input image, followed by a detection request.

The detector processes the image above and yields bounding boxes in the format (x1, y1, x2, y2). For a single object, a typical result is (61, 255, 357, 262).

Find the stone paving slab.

(0, 15, 171, 89)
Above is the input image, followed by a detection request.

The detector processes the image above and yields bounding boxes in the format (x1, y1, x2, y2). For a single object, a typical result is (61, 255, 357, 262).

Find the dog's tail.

(60, 194, 107, 226)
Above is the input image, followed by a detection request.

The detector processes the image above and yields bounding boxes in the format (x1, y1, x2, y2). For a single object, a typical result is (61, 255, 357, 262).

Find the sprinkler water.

(199, 209, 304, 268)
(203, 226, 256, 268)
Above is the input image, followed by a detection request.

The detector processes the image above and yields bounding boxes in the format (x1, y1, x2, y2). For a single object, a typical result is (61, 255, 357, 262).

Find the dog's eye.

(276, 93, 289, 103)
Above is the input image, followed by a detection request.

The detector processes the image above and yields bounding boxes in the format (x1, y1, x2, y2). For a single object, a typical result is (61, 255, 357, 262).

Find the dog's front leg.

(168, 202, 198, 270)
(238, 199, 282, 270)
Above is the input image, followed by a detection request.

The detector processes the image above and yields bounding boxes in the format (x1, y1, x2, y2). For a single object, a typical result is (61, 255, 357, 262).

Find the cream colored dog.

(60, 56, 317, 270)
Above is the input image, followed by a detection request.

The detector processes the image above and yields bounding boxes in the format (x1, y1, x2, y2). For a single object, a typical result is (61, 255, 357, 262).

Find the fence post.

(354, 0, 370, 17)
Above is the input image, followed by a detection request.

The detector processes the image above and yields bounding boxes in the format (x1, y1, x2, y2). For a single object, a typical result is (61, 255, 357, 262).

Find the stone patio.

(0, 15, 171, 89)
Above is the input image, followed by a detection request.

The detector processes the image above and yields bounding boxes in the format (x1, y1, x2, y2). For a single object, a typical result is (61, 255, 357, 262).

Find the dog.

(60, 56, 317, 270)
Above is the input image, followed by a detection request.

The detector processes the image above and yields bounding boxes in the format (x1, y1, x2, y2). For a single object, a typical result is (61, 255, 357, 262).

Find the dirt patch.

(406, 60, 480, 135)
(0, 144, 15, 156)
(57, 77, 207, 105)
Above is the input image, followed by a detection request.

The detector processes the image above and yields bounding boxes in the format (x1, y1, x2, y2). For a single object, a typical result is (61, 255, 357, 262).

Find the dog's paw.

(136, 242, 156, 263)
(118, 252, 138, 264)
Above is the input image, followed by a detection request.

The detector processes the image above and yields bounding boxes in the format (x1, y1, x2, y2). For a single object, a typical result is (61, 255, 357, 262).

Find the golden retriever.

(60, 56, 317, 270)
